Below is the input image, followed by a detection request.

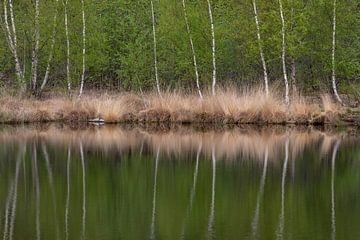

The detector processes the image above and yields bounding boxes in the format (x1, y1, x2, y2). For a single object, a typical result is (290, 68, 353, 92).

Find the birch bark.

(206, 0, 216, 96)
(78, 0, 86, 97)
(331, 0, 342, 103)
(150, 0, 161, 97)
(182, 0, 202, 99)
(40, 0, 59, 92)
(31, 0, 40, 92)
(252, 0, 269, 96)
(64, 0, 71, 93)
(278, 0, 289, 105)
(3, 0, 24, 90)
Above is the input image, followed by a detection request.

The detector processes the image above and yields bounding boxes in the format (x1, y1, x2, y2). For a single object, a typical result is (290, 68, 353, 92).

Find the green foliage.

(0, 0, 359, 93)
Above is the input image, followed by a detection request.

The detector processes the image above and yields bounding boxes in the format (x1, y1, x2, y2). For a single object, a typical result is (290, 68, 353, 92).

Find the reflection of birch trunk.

(331, 140, 340, 240)
(276, 138, 289, 240)
(80, 143, 86, 240)
(252, 0, 269, 96)
(78, 0, 86, 97)
(331, 0, 342, 103)
(32, 143, 41, 240)
(150, 147, 160, 240)
(3, 180, 13, 240)
(207, 146, 216, 239)
(63, 0, 71, 93)
(181, 0, 202, 99)
(40, 0, 60, 92)
(9, 146, 25, 240)
(150, 1, 161, 97)
(31, 0, 40, 92)
(251, 146, 268, 239)
(278, 0, 289, 105)
(65, 147, 71, 240)
(206, 0, 216, 96)
(41, 143, 59, 240)
(180, 143, 202, 239)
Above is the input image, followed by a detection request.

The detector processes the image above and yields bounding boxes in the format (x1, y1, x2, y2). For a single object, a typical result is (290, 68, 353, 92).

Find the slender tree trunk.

(3, 0, 25, 91)
(78, 0, 86, 97)
(182, 0, 202, 99)
(39, 0, 59, 92)
(31, 0, 40, 93)
(331, 0, 342, 104)
(150, 1, 161, 97)
(252, 0, 269, 96)
(206, 0, 216, 96)
(278, 0, 289, 105)
(64, 0, 71, 94)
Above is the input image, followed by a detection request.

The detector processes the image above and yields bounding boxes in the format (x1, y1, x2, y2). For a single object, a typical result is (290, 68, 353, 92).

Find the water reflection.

(150, 147, 160, 240)
(251, 146, 268, 239)
(65, 147, 71, 240)
(207, 146, 216, 240)
(276, 138, 289, 240)
(331, 139, 341, 240)
(0, 125, 358, 240)
(80, 143, 86, 240)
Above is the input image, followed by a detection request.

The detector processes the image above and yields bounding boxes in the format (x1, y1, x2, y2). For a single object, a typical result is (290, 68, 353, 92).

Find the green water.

(0, 126, 360, 240)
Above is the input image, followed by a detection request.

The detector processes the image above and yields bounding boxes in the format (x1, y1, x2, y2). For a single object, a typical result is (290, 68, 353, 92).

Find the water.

(0, 125, 359, 240)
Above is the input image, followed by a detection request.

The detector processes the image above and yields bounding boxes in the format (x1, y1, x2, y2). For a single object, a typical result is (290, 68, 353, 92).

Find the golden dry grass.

(0, 89, 348, 124)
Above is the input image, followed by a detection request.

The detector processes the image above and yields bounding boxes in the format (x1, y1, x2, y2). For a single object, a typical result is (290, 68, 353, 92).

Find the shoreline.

(0, 91, 359, 126)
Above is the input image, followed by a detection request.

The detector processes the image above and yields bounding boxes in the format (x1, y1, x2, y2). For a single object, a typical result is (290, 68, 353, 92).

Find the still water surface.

(0, 125, 359, 240)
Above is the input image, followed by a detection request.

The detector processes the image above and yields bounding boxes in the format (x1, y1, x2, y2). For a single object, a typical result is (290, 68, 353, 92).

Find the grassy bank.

(0, 90, 359, 125)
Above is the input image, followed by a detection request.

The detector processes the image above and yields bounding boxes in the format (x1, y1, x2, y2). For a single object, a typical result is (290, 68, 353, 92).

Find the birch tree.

(206, 0, 216, 96)
(64, 0, 71, 93)
(2, 0, 25, 91)
(252, 0, 269, 96)
(31, 0, 40, 92)
(78, 0, 86, 97)
(40, 0, 60, 92)
(150, 0, 161, 97)
(331, 0, 342, 104)
(278, 0, 289, 105)
(182, 0, 202, 99)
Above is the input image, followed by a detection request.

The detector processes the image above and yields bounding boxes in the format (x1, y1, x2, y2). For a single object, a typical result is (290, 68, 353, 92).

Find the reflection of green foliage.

(0, 136, 359, 239)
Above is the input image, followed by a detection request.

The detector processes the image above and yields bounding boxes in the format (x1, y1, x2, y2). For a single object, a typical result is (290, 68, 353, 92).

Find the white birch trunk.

(278, 0, 289, 105)
(31, 0, 40, 92)
(150, 0, 161, 97)
(3, 0, 24, 90)
(206, 0, 216, 96)
(64, 0, 71, 93)
(331, 0, 342, 104)
(78, 0, 86, 97)
(182, 0, 202, 99)
(252, 0, 269, 96)
(39, 0, 59, 92)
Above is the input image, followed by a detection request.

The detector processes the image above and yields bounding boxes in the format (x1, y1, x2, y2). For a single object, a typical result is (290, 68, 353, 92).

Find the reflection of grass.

(0, 89, 354, 124)
(0, 125, 352, 164)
